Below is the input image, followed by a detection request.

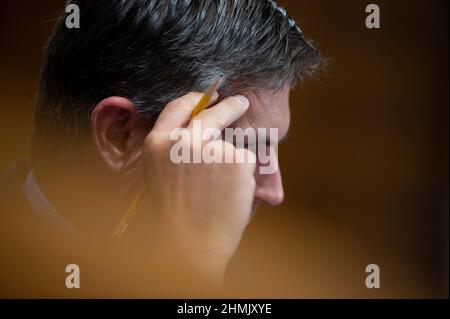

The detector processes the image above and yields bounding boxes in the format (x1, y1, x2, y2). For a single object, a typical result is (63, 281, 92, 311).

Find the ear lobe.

(91, 97, 146, 172)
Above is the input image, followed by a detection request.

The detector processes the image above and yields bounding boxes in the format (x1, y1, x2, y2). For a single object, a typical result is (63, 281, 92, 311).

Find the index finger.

(152, 91, 218, 132)
(187, 95, 250, 132)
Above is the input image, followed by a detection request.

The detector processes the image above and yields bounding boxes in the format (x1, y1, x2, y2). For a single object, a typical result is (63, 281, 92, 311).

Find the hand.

(142, 92, 255, 287)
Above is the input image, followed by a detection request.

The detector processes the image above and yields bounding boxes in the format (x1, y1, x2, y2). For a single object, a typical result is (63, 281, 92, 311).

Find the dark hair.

(31, 0, 322, 171)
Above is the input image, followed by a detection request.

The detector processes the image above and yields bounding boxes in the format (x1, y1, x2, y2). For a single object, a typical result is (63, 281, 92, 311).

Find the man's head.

(31, 0, 322, 210)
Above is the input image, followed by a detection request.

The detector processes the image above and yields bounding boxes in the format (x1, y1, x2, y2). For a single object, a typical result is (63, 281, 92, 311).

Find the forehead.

(229, 85, 291, 141)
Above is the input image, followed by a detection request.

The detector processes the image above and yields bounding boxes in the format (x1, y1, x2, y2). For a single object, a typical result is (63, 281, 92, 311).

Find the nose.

(254, 161, 284, 206)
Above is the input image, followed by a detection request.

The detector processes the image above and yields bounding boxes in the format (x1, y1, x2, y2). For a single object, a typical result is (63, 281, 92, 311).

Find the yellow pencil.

(113, 76, 224, 238)
(191, 76, 224, 118)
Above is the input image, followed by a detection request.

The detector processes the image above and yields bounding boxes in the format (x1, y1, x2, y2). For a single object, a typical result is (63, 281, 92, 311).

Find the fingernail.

(233, 95, 249, 109)
(211, 91, 219, 101)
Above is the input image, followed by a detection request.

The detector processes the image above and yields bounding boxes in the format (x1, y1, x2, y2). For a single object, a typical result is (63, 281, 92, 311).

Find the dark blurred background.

(0, 0, 448, 297)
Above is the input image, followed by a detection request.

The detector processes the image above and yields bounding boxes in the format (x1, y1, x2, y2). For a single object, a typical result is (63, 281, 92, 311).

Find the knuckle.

(187, 92, 203, 101)
(165, 99, 183, 111)
(145, 132, 166, 153)
(224, 97, 244, 113)
(202, 111, 225, 128)
(166, 93, 203, 114)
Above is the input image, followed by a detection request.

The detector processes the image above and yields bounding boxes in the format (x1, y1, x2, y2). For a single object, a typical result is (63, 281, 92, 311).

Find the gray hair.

(31, 0, 323, 171)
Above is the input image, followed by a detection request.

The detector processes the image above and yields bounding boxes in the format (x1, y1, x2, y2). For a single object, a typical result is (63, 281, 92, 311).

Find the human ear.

(90, 97, 148, 172)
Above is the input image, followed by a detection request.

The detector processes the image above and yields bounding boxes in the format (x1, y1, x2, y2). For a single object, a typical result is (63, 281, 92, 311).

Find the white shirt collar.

(21, 171, 79, 237)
